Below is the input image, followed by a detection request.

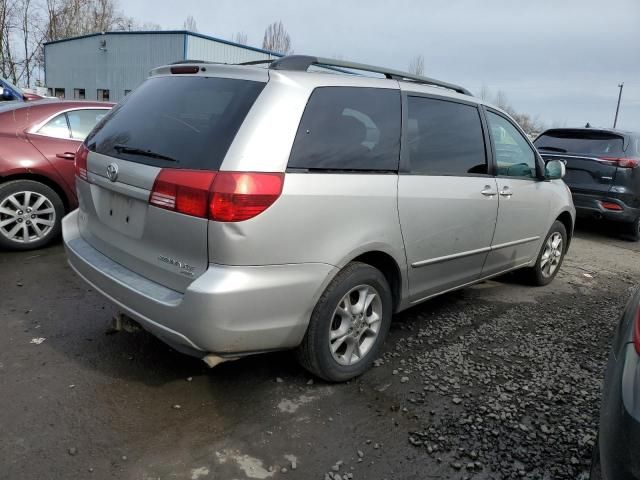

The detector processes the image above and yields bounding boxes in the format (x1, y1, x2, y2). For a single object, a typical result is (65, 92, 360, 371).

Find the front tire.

(296, 262, 393, 382)
(524, 220, 567, 286)
(0, 180, 64, 251)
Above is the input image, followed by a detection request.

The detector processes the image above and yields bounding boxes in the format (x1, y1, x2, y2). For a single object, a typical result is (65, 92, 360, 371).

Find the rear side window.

(288, 87, 401, 171)
(38, 113, 70, 139)
(67, 109, 108, 140)
(406, 96, 487, 175)
(87, 76, 265, 170)
(534, 130, 625, 156)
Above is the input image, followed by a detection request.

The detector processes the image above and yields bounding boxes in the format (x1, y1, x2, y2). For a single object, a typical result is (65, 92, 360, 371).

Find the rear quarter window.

(86, 76, 265, 170)
(288, 87, 401, 171)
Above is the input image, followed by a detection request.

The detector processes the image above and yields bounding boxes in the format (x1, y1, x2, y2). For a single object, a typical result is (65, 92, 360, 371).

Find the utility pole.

(613, 82, 624, 128)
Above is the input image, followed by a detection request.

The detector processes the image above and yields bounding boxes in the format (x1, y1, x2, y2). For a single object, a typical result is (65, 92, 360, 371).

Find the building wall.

(45, 32, 185, 103)
(186, 34, 276, 64)
(44, 32, 281, 104)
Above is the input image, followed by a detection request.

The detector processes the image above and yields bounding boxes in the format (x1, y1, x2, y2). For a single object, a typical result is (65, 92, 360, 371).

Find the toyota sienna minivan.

(63, 55, 575, 381)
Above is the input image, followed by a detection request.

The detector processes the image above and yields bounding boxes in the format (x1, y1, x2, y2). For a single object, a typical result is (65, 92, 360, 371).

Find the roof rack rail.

(238, 59, 276, 66)
(267, 55, 472, 96)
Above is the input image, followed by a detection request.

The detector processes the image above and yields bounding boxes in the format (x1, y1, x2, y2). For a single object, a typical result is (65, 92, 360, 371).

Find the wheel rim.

(0, 191, 56, 244)
(329, 284, 383, 366)
(540, 232, 563, 278)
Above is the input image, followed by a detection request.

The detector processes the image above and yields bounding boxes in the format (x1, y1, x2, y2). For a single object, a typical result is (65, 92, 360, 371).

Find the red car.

(0, 100, 113, 250)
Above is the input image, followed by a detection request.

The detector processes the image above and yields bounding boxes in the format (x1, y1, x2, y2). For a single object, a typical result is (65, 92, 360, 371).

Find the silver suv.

(63, 56, 575, 381)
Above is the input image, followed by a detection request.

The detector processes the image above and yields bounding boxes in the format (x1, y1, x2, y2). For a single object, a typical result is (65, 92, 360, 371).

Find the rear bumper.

(572, 192, 639, 223)
(63, 209, 337, 358)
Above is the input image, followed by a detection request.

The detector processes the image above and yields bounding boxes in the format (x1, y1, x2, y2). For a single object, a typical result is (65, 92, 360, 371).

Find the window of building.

(406, 96, 487, 175)
(97, 89, 110, 101)
(487, 111, 537, 178)
(124, 90, 131, 96)
(46, 88, 53, 97)
(54, 88, 65, 99)
(73, 88, 86, 100)
(67, 109, 109, 140)
(288, 87, 401, 171)
(38, 113, 71, 139)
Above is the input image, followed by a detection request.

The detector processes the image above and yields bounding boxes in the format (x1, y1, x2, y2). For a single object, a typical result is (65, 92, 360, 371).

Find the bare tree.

(262, 20, 291, 54)
(495, 90, 510, 111)
(231, 31, 247, 45)
(408, 54, 424, 76)
(183, 14, 196, 32)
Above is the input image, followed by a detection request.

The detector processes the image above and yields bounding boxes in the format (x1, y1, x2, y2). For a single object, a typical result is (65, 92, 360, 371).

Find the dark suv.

(534, 128, 640, 240)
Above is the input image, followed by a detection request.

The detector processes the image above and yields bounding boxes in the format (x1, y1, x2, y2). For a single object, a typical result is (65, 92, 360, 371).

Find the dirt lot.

(1, 222, 639, 480)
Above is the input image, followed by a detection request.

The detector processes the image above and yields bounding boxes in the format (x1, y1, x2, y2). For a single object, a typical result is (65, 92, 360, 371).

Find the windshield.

(86, 75, 265, 170)
(535, 130, 625, 156)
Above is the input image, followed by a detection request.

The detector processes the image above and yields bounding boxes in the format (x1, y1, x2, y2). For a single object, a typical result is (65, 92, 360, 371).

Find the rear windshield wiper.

(113, 144, 178, 162)
(537, 146, 567, 153)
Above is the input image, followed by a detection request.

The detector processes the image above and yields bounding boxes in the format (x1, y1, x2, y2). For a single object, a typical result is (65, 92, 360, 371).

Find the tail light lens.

(149, 170, 284, 221)
(600, 157, 640, 168)
(75, 144, 89, 180)
(600, 201, 623, 211)
(150, 169, 216, 217)
(209, 172, 284, 222)
(633, 302, 640, 355)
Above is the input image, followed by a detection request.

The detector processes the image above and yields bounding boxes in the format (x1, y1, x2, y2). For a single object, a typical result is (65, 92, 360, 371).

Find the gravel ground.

(1, 222, 639, 480)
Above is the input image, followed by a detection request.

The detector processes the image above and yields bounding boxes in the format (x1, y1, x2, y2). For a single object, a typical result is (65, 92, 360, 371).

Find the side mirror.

(545, 159, 565, 180)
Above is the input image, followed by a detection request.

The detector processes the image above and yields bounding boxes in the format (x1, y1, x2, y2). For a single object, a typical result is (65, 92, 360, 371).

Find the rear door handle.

(481, 185, 497, 196)
(56, 152, 76, 160)
(499, 187, 513, 198)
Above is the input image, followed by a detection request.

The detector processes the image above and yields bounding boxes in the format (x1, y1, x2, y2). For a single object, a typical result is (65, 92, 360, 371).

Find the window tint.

(38, 113, 70, 138)
(407, 97, 487, 175)
(534, 130, 625, 156)
(487, 112, 537, 178)
(288, 87, 400, 171)
(88, 76, 265, 170)
(67, 109, 108, 140)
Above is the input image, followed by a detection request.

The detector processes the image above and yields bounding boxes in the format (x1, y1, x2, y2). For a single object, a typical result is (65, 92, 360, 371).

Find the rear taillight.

(148, 170, 284, 221)
(600, 201, 623, 211)
(633, 302, 640, 355)
(150, 169, 216, 217)
(209, 172, 284, 222)
(600, 157, 640, 168)
(75, 144, 89, 180)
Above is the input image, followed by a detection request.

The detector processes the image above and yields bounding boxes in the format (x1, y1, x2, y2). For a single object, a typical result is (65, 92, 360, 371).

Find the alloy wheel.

(0, 191, 56, 244)
(329, 284, 383, 366)
(540, 232, 563, 278)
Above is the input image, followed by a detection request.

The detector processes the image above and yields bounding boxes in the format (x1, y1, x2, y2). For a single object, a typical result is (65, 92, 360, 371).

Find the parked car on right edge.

(534, 128, 640, 241)
(591, 287, 640, 479)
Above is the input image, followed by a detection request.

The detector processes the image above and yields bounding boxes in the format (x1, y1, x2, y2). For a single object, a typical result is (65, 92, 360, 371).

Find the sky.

(122, 0, 640, 132)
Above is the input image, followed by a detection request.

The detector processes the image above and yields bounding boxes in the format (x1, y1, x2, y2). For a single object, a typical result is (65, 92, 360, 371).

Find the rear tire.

(523, 220, 567, 286)
(625, 216, 640, 242)
(296, 262, 393, 382)
(0, 180, 64, 251)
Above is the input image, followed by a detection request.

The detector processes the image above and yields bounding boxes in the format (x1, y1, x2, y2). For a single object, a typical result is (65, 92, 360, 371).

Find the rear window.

(288, 87, 401, 171)
(86, 76, 265, 170)
(534, 130, 625, 156)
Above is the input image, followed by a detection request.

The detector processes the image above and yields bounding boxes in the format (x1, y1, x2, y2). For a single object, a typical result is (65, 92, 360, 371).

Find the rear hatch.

(78, 71, 266, 292)
(534, 129, 627, 201)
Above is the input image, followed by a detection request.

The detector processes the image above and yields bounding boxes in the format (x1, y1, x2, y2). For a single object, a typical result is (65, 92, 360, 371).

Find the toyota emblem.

(106, 163, 119, 182)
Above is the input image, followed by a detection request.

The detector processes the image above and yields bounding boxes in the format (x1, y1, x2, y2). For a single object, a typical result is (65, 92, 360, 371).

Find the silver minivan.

(63, 56, 575, 381)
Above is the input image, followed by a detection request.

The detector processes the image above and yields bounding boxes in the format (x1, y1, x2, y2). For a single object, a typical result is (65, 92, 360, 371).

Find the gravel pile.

(377, 284, 629, 479)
